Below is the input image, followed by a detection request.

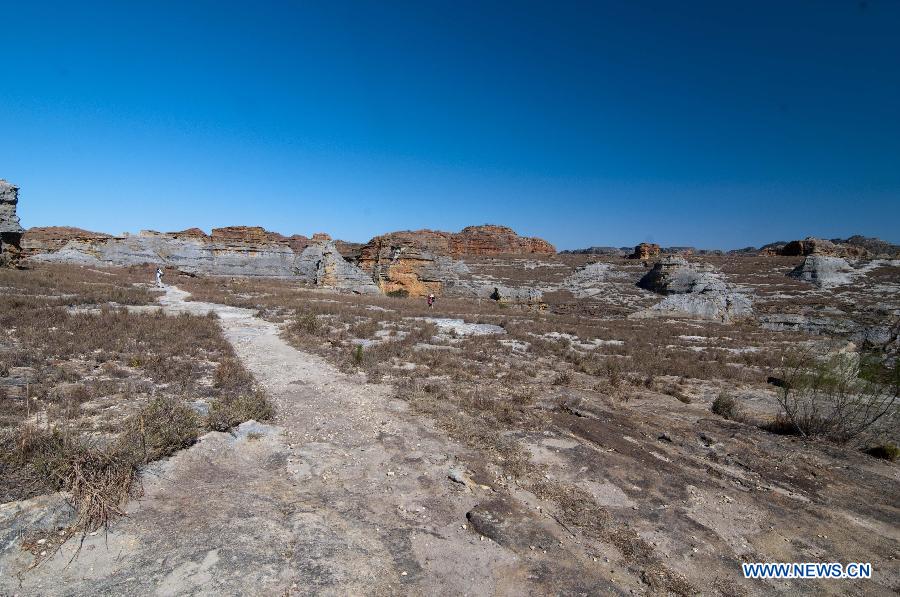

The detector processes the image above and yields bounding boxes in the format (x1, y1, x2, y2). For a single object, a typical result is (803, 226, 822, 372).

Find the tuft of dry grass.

(207, 391, 275, 432)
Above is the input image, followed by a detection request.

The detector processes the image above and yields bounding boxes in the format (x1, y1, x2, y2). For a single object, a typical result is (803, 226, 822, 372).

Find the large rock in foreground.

(632, 257, 752, 322)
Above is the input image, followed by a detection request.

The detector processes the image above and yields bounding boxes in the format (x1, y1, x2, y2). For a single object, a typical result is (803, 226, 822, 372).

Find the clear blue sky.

(2, 1, 898, 250)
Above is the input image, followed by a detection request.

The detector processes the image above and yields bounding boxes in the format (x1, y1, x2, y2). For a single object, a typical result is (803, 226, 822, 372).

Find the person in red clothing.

(427, 293, 435, 308)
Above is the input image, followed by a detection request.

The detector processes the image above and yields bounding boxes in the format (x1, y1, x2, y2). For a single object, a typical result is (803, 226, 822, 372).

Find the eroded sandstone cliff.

(356, 225, 554, 297)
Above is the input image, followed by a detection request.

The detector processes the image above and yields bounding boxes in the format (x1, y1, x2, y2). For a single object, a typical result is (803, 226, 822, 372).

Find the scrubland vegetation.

(0, 264, 273, 538)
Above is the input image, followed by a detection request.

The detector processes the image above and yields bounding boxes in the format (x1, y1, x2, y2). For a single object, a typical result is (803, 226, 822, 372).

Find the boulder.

(637, 256, 725, 294)
(633, 257, 752, 322)
(560, 262, 628, 298)
(788, 255, 855, 288)
(628, 243, 660, 260)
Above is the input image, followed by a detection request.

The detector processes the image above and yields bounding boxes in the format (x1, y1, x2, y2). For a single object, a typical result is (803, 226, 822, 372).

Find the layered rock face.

(357, 230, 461, 296)
(628, 243, 660, 260)
(634, 257, 752, 322)
(23, 227, 114, 256)
(789, 255, 855, 288)
(0, 180, 24, 263)
(25, 226, 378, 293)
(298, 242, 379, 294)
(357, 226, 554, 298)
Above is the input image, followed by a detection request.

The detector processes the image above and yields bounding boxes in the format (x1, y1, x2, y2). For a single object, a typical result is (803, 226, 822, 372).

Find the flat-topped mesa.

(0, 180, 24, 264)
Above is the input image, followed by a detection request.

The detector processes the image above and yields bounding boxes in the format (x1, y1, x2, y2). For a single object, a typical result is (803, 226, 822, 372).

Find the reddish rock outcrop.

(22, 226, 113, 256)
(450, 225, 556, 256)
(167, 227, 209, 239)
(209, 226, 288, 244)
(356, 225, 553, 296)
(628, 243, 660, 260)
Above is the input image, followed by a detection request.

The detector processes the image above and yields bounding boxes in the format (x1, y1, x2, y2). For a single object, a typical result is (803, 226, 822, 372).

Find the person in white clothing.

(155, 267, 164, 288)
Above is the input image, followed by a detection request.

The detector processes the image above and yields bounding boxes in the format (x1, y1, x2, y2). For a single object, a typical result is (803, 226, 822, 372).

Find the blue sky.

(1, 1, 898, 249)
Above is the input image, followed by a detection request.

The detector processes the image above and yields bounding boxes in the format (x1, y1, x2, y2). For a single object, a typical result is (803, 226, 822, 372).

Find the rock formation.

(832, 235, 900, 258)
(298, 242, 379, 294)
(633, 256, 752, 322)
(25, 225, 379, 293)
(628, 243, 660, 260)
(357, 226, 554, 298)
(450, 225, 555, 256)
(777, 237, 869, 258)
(788, 255, 855, 288)
(561, 262, 628, 298)
(0, 180, 24, 264)
(22, 227, 113, 256)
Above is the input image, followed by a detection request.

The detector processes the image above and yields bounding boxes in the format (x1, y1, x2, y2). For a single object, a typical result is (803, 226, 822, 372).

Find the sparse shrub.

(606, 360, 622, 388)
(553, 371, 572, 386)
(761, 413, 800, 436)
(349, 319, 378, 339)
(12, 428, 140, 532)
(865, 443, 899, 462)
(118, 396, 200, 462)
(352, 344, 364, 366)
(291, 310, 321, 335)
(207, 390, 275, 432)
(387, 289, 408, 298)
(664, 384, 692, 404)
(772, 350, 898, 443)
(711, 393, 740, 420)
(213, 357, 255, 393)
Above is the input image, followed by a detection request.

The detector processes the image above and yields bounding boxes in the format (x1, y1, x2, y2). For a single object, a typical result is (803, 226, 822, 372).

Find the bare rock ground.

(0, 286, 620, 595)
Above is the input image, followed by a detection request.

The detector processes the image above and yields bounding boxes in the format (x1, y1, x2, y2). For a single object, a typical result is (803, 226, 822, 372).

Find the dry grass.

(207, 391, 275, 432)
(1, 263, 273, 537)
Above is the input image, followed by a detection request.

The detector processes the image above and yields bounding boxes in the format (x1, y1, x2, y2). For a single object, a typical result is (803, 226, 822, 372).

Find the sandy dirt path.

(1, 286, 617, 596)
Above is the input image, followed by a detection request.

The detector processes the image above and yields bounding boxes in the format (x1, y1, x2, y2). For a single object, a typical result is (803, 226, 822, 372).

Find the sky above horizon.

(2, 1, 898, 250)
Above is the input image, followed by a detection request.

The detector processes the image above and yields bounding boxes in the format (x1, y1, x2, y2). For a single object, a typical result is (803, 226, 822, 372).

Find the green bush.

(865, 443, 899, 462)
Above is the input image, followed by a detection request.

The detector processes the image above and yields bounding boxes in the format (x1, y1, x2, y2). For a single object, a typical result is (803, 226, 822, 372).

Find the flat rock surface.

(0, 287, 604, 595)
